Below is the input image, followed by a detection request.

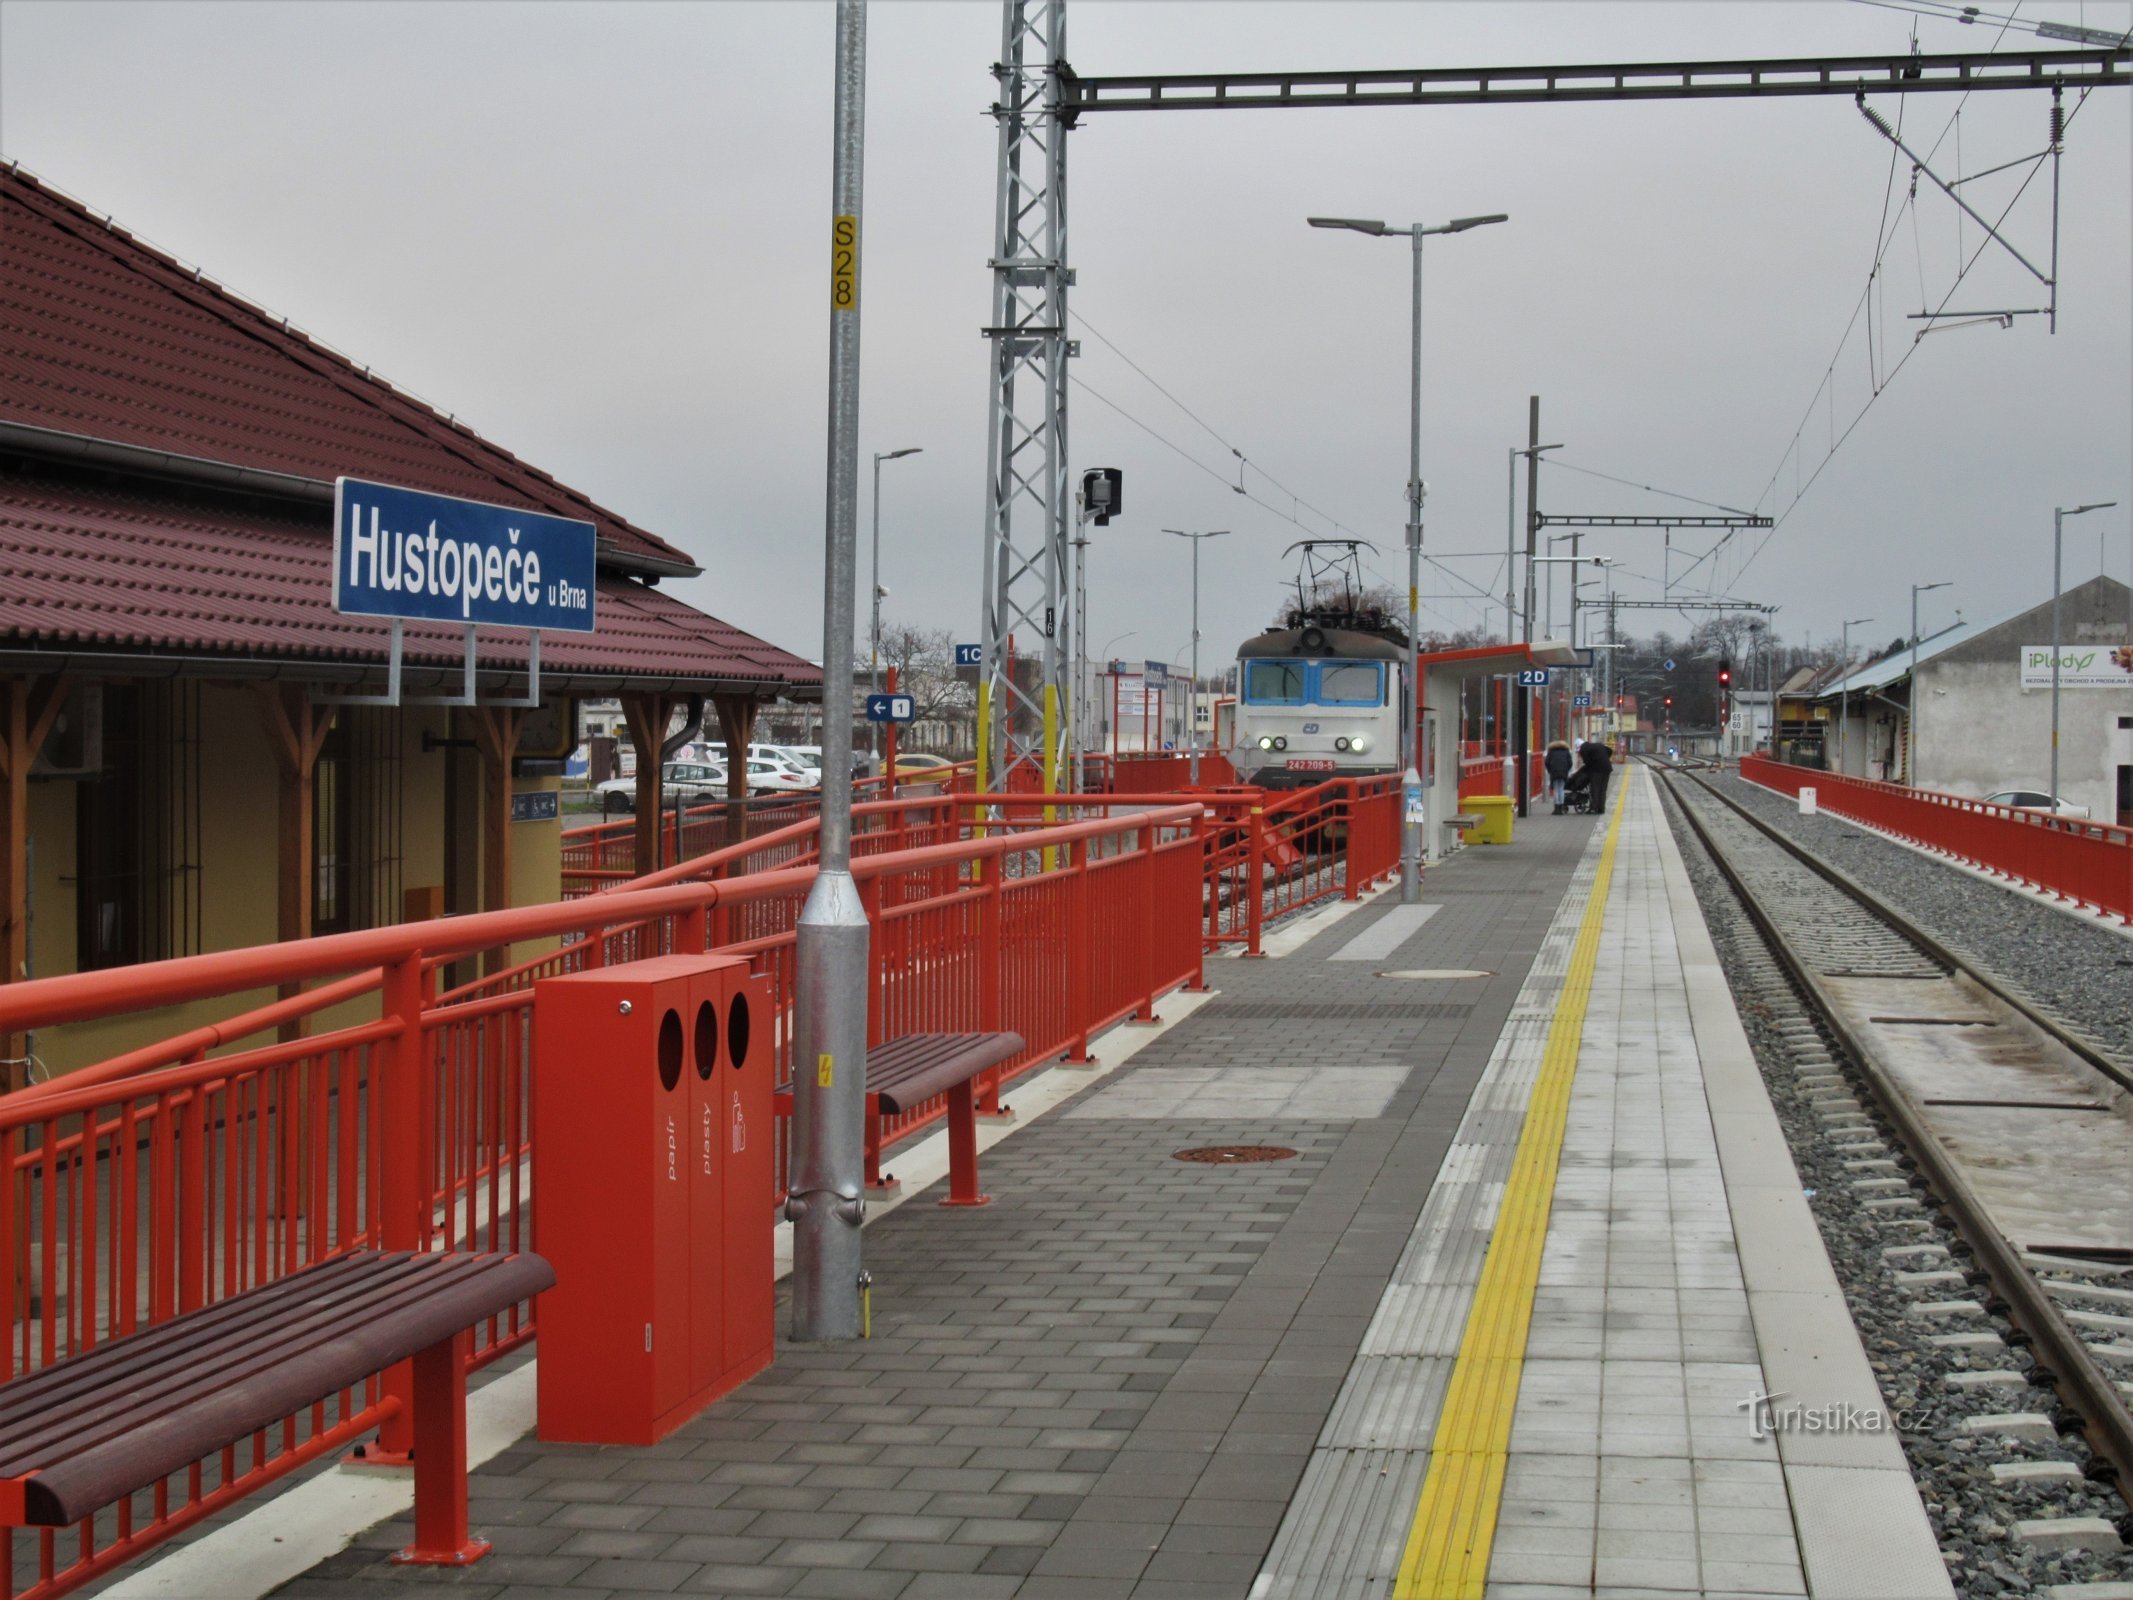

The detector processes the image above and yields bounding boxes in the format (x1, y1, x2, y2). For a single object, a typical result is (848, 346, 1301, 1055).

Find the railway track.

(1650, 758, 2133, 1524)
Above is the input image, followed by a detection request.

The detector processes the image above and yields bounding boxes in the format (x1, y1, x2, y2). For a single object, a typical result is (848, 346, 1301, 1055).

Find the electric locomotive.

(1231, 542, 1406, 789)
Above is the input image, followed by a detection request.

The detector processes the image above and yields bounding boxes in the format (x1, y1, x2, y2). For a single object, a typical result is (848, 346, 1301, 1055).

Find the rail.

(1740, 754, 2133, 924)
(0, 802, 1203, 1600)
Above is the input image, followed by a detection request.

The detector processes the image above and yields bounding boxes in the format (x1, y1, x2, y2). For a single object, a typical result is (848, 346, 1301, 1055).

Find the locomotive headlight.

(1334, 737, 1351, 752)
(1272, 736, 1288, 751)
(1258, 735, 1274, 751)
(1350, 734, 1370, 755)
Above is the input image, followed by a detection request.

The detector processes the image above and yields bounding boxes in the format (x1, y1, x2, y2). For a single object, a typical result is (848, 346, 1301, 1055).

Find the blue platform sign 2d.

(1517, 668, 1551, 688)
(954, 644, 983, 666)
(866, 694, 916, 723)
(332, 477, 598, 632)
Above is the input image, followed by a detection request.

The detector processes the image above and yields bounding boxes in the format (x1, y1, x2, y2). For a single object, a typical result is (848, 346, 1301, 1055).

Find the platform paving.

(263, 808, 1596, 1600)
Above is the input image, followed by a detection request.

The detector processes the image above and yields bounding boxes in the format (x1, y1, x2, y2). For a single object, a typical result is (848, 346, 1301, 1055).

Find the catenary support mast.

(978, 1, 1073, 796)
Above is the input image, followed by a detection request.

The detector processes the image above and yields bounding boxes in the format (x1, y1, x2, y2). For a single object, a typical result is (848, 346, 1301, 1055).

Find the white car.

(596, 761, 728, 814)
(745, 757, 818, 796)
(750, 745, 821, 781)
(1980, 789, 2090, 819)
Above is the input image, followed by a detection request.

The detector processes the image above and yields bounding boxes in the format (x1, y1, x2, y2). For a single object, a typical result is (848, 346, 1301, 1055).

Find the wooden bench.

(0, 1248, 554, 1576)
(779, 1031, 1025, 1207)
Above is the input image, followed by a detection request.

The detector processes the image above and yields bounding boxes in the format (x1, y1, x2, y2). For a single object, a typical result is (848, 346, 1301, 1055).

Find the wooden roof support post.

(469, 707, 527, 976)
(713, 693, 759, 851)
(254, 684, 335, 970)
(1, 676, 67, 1093)
(620, 693, 674, 878)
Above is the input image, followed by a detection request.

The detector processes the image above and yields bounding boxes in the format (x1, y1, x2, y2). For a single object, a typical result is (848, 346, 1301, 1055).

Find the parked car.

(596, 761, 727, 815)
(750, 744, 822, 783)
(891, 752, 955, 777)
(745, 757, 818, 796)
(1980, 789, 2090, 818)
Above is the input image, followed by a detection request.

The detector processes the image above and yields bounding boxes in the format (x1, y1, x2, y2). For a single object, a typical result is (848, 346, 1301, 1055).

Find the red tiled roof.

(0, 164, 691, 574)
(0, 466, 815, 690)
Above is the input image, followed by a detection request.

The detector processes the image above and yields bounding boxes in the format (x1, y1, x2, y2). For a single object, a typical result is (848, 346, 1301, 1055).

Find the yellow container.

(1468, 793, 1515, 845)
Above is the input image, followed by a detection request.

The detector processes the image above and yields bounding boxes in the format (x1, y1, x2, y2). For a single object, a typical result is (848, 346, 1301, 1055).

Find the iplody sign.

(2018, 644, 2133, 690)
(333, 477, 598, 633)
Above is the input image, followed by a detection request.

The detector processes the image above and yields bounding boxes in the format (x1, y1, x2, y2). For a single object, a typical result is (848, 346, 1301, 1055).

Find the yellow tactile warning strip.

(1392, 776, 1632, 1600)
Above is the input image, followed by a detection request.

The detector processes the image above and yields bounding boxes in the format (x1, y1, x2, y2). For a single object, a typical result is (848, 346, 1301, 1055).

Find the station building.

(0, 164, 818, 1080)
(1814, 574, 2132, 823)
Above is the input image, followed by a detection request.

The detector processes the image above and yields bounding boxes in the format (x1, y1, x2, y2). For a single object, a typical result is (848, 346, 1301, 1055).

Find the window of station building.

(1313, 662, 1384, 705)
(1244, 660, 1306, 705)
(75, 681, 203, 970)
(313, 707, 404, 936)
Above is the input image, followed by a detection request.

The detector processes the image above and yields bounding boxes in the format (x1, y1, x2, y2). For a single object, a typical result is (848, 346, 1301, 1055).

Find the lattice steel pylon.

(978, 0, 1072, 794)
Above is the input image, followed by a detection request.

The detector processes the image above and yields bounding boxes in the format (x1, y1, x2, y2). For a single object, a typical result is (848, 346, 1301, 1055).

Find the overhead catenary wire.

(1725, 0, 2120, 594)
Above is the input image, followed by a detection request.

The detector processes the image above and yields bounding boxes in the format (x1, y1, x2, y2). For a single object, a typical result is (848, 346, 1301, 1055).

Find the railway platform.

(174, 766, 1950, 1600)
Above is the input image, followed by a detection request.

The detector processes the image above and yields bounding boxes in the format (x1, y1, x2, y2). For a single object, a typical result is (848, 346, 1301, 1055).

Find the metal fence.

(1739, 754, 2132, 924)
(0, 802, 1202, 1600)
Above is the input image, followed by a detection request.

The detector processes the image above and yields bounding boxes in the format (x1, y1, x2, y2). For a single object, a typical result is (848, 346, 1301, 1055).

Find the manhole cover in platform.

(1378, 969, 1492, 980)
(1173, 1145, 1298, 1165)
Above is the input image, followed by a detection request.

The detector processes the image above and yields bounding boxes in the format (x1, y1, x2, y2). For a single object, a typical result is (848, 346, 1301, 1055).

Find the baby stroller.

(1560, 768, 1594, 814)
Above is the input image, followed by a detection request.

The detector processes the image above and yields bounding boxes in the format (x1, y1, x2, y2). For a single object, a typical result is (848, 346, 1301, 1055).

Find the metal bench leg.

(939, 1079, 991, 1208)
(392, 1328, 492, 1567)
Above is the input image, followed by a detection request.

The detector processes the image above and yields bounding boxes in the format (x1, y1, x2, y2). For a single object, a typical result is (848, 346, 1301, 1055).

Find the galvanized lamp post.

(1164, 529, 1229, 784)
(791, 0, 870, 1344)
(869, 447, 922, 763)
(1308, 210, 1507, 903)
(1836, 616, 1872, 776)
(1907, 581, 1950, 786)
(2051, 501, 2116, 803)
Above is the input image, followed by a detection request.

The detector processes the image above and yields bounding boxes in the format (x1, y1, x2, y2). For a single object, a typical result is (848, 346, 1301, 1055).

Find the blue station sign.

(332, 478, 598, 633)
(865, 694, 916, 724)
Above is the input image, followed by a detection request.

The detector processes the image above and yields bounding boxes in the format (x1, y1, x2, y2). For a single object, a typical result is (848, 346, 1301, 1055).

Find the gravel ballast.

(1713, 770, 2133, 1076)
(1660, 777, 2133, 1599)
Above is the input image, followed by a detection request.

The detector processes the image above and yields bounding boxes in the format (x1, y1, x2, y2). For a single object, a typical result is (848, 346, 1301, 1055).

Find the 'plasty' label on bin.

(333, 477, 597, 632)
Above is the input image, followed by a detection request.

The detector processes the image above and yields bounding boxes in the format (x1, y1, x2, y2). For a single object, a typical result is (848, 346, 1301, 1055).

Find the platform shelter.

(0, 165, 818, 1080)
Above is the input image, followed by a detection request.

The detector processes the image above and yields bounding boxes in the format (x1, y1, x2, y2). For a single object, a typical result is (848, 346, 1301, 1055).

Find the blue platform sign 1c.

(1517, 668, 1551, 687)
(954, 643, 983, 666)
(333, 477, 597, 632)
(866, 694, 915, 723)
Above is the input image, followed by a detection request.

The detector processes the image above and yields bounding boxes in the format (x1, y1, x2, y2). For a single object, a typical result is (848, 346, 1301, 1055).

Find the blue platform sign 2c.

(866, 694, 916, 723)
(1517, 668, 1551, 688)
(1573, 693, 1592, 708)
(954, 644, 983, 666)
(333, 477, 597, 633)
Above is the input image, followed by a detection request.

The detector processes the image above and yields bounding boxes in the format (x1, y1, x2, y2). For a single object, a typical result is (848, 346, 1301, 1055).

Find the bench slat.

(865, 1033, 1025, 1115)
(2, 1250, 553, 1527)
(0, 1254, 498, 1472)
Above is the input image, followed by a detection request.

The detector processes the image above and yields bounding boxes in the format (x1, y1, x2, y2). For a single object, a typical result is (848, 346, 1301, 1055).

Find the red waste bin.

(534, 953, 774, 1445)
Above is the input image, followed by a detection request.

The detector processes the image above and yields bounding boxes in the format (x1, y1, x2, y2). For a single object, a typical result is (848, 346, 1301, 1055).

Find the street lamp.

(1164, 530, 1230, 783)
(1908, 581, 1951, 785)
(870, 447, 922, 761)
(2052, 501, 2117, 803)
(1310, 209, 1508, 902)
(1837, 616, 1873, 776)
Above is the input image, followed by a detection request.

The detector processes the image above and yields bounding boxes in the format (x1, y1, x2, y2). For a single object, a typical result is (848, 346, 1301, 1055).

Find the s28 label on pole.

(831, 215, 859, 310)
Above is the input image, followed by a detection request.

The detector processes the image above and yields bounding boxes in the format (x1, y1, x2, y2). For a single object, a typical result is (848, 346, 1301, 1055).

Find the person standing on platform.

(1577, 735, 1615, 815)
(1544, 739, 1574, 813)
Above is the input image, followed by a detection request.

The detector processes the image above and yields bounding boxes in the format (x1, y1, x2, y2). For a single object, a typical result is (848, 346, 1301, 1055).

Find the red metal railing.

(1199, 777, 1400, 954)
(0, 803, 1201, 1600)
(1740, 755, 2133, 924)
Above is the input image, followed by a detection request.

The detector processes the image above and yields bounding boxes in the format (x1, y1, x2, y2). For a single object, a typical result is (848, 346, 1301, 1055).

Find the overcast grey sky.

(4, 0, 2128, 668)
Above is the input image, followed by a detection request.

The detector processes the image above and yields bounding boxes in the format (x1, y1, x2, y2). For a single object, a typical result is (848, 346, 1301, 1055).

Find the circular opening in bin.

(694, 999, 718, 1080)
(728, 991, 752, 1070)
(657, 1009, 683, 1092)
(1172, 1145, 1296, 1165)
